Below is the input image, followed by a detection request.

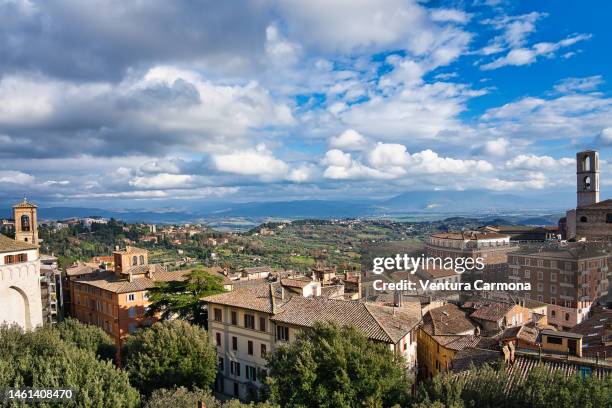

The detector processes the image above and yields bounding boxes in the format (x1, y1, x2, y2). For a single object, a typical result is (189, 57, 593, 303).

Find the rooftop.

(12, 198, 37, 209)
(75, 266, 187, 294)
(430, 231, 510, 241)
(425, 303, 476, 336)
(467, 301, 514, 323)
(0, 234, 38, 253)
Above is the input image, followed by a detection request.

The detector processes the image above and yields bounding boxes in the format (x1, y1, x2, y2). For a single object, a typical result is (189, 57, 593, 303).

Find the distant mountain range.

(0, 190, 575, 223)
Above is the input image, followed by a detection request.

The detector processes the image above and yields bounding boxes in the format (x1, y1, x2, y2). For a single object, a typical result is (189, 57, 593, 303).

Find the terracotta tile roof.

(468, 302, 513, 322)
(501, 325, 538, 344)
(66, 262, 97, 277)
(75, 266, 186, 293)
(281, 277, 313, 288)
(12, 199, 37, 208)
(203, 283, 282, 313)
(271, 296, 421, 343)
(569, 307, 612, 357)
(0, 234, 38, 253)
(426, 303, 475, 336)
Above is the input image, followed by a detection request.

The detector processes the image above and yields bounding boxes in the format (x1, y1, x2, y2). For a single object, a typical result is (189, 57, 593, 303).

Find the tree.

(266, 322, 413, 408)
(0, 324, 139, 408)
(146, 268, 225, 326)
(123, 320, 217, 396)
(145, 387, 279, 408)
(52, 317, 116, 361)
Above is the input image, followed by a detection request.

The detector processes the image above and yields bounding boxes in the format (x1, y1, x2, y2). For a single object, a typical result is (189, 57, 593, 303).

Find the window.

(537, 295, 543, 302)
(246, 365, 257, 381)
(132, 256, 138, 266)
(213, 308, 222, 322)
(537, 283, 543, 292)
(230, 361, 241, 377)
(551, 285, 557, 294)
(139, 255, 145, 265)
(607, 213, 612, 224)
(565, 313, 570, 321)
(244, 314, 255, 329)
(551, 310, 556, 318)
(216, 332, 221, 347)
(232, 336, 238, 351)
(550, 297, 556, 305)
(580, 216, 588, 223)
(233, 382, 239, 397)
(276, 325, 289, 341)
(259, 317, 266, 332)
(551, 272, 557, 282)
(261, 344, 267, 358)
(218, 357, 224, 372)
(524, 270, 530, 278)
(248, 340, 253, 355)
(546, 336, 562, 345)
(128, 323, 137, 334)
(20, 215, 30, 232)
(231, 311, 237, 325)
(128, 307, 136, 318)
(537, 271, 543, 281)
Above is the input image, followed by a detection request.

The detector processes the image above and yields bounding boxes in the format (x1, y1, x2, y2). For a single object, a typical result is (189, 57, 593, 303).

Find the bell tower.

(576, 150, 599, 208)
(13, 198, 38, 245)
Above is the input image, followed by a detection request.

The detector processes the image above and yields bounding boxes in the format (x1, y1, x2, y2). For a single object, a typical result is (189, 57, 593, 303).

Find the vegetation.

(145, 387, 278, 408)
(52, 317, 116, 361)
(417, 363, 612, 408)
(0, 322, 139, 408)
(122, 320, 218, 396)
(146, 268, 226, 327)
(266, 322, 413, 408)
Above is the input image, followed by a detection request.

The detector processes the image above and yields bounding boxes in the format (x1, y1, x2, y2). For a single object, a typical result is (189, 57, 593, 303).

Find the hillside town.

(1, 150, 611, 406)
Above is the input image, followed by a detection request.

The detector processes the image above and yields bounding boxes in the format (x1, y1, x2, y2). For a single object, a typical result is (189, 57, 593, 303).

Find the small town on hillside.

(1, 150, 611, 407)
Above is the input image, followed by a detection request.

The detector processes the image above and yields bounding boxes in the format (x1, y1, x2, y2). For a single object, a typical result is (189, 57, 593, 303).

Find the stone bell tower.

(576, 150, 599, 208)
(13, 198, 39, 245)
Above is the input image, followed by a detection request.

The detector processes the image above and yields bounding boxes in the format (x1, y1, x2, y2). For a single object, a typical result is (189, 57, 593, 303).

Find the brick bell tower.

(576, 150, 600, 208)
(13, 198, 39, 245)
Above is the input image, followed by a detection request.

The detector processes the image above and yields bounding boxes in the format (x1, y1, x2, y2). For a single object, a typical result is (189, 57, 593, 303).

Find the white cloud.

(430, 9, 471, 24)
(0, 170, 35, 184)
(505, 155, 573, 170)
(481, 34, 590, 70)
(129, 173, 194, 189)
(598, 128, 612, 146)
(211, 144, 289, 180)
(265, 25, 302, 65)
(554, 76, 603, 94)
(329, 129, 368, 150)
(478, 138, 510, 157)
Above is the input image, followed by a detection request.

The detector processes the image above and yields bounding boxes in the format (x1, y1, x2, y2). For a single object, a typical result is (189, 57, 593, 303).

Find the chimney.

(269, 284, 277, 314)
(394, 290, 402, 307)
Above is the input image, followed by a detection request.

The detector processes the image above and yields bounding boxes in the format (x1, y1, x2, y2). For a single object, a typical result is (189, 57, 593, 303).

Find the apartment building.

(508, 243, 610, 330)
(70, 246, 187, 356)
(203, 281, 421, 400)
(426, 231, 517, 283)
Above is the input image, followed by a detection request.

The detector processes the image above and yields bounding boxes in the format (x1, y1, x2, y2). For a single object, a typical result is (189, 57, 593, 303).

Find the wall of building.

(0, 248, 43, 330)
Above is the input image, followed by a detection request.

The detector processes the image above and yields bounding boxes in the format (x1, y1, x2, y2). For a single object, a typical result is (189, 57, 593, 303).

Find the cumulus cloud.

(505, 155, 574, 170)
(211, 145, 289, 180)
(0, 170, 35, 184)
(329, 129, 369, 150)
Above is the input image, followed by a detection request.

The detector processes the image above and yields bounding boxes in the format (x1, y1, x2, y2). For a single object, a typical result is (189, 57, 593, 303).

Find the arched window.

(580, 216, 588, 223)
(21, 215, 30, 232)
(583, 176, 591, 191)
(583, 156, 591, 172)
(132, 256, 138, 266)
(551, 310, 556, 318)
(565, 313, 570, 321)
(139, 255, 145, 265)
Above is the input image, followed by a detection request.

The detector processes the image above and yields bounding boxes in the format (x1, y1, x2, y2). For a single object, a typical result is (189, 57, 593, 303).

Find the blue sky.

(0, 0, 611, 208)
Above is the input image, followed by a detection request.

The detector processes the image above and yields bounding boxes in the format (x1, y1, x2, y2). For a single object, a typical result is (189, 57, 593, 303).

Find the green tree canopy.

(146, 268, 225, 326)
(0, 323, 139, 408)
(266, 321, 413, 408)
(145, 387, 278, 408)
(122, 320, 217, 396)
(52, 317, 116, 361)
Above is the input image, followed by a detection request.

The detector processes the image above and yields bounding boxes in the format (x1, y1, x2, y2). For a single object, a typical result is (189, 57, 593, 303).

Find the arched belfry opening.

(12, 198, 38, 245)
(576, 151, 599, 208)
(21, 215, 30, 232)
